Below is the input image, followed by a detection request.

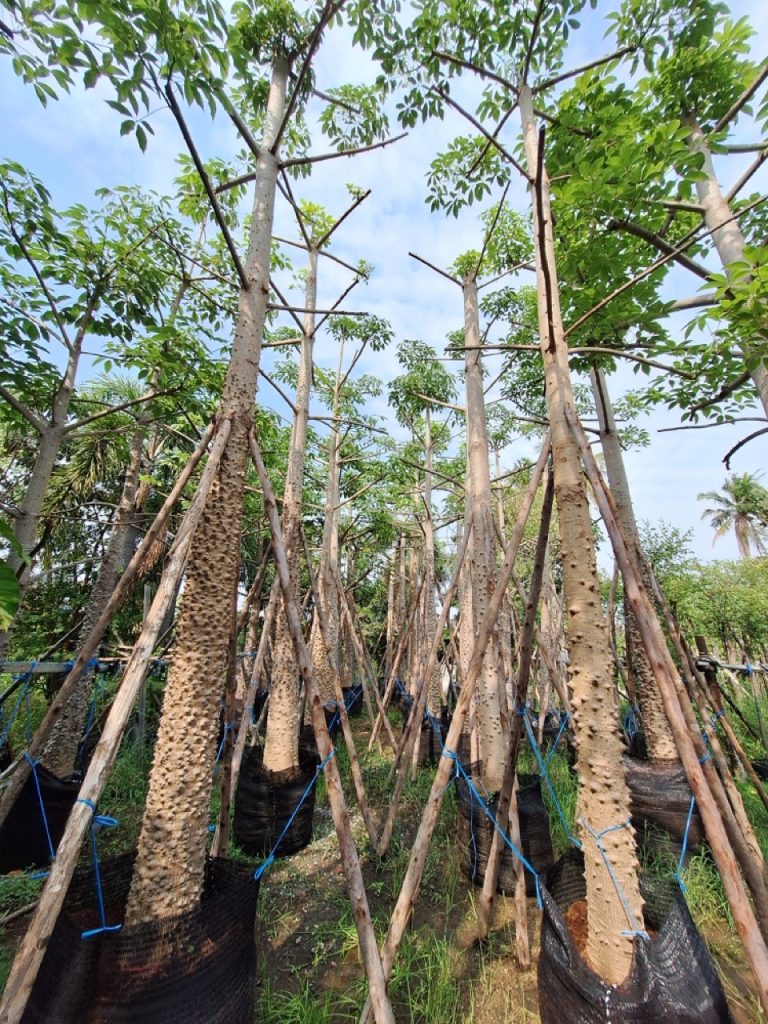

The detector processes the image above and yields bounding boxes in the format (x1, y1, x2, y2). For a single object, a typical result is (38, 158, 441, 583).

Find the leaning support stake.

(0, 422, 216, 834)
(249, 429, 395, 1024)
(359, 433, 551, 1024)
(565, 403, 768, 1015)
(0, 418, 231, 1024)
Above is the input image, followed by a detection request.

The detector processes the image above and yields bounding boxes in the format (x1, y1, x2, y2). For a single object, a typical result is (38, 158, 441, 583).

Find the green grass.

(256, 977, 344, 1024)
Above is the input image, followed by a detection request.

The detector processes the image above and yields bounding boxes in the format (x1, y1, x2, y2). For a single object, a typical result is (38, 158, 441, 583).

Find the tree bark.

(590, 366, 677, 762)
(685, 116, 768, 415)
(263, 245, 317, 772)
(520, 83, 642, 985)
(461, 291, 505, 793)
(124, 58, 289, 925)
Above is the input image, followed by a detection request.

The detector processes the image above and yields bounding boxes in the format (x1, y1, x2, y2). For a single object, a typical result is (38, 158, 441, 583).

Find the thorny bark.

(124, 58, 289, 925)
(590, 366, 677, 762)
(263, 245, 318, 772)
(520, 84, 642, 984)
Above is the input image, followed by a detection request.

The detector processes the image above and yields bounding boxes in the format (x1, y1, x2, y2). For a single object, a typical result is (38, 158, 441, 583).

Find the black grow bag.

(21, 852, 259, 1024)
(342, 685, 364, 717)
(417, 710, 451, 766)
(625, 756, 703, 858)
(233, 743, 316, 857)
(456, 766, 554, 898)
(538, 849, 733, 1024)
(752, 758, 768, 780)
(0, 764, 80, 873)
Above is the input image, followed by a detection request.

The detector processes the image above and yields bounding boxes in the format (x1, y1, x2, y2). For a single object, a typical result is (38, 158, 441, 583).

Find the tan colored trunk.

(463, 274, 505, 793)
(422, 412, 442, 715)
(590, 366, 677, 762)
(124, 59, 288, 925)
(263, 246, 317, 772)
(520, 83, 642, 984)
(41, 413, 149, 776)
(686, 116, 768, 415)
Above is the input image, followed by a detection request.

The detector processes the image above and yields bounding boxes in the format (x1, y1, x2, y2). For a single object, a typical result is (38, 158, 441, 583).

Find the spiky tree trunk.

(41, 415, 148, 776)
(590, 366, 677, 762)
(520, 83, 642, 984)
(463, 274, 505, 793)
(263, 246, 317, 771)
(310, 339, 343, 703)
(423, 411, 442, 715)
(685, 116, 768, 415)
(124, 59, 288, 925)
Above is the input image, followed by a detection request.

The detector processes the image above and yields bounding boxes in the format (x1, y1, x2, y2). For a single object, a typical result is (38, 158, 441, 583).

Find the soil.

(563, 899, 589, 961)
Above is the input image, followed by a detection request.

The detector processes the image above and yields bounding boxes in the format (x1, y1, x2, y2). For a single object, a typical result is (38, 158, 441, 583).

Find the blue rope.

(521, 708, 581, 849)
(622, 704, 641, 741)
(215, 716, 240, 763)
(23, 753, 55, 864)
(441, 747, 543, 909)
(252, 748, 336, 882)
(673, 796, 697, 893)
(77, 798, 121, 939)
(579, 817, 650, 941)
(543, 711, 570, 772)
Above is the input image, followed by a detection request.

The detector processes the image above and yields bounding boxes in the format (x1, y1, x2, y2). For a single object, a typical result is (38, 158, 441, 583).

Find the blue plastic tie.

(744, 662, 753, 677)
(251, 748, 336, 883)
(215, 718, 239, 763)
(699, 751, 712, 765)
(543, 712, 571, 772)
(78, 798, 122, 939)
(522, 708, 581, 849)
(673, 796, 697, 893)
(580, 817, 649, 941)
(24, 753, 55, 863)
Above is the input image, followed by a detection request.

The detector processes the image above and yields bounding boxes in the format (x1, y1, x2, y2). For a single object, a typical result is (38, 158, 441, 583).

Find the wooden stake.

(0, 422, 216, 833)
(249, 430, 395, 1024)
(0, 419, 231, 1024)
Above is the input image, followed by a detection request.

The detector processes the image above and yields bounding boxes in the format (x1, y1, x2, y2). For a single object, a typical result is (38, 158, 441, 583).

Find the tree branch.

(408, 251, 460, 286)
(607, 217, 712, 280)
(316, 275, 362, 334)
(532, 46, 635, 94)
(0, 385, 47, 434)
(726, 146, 768, 203)
(280, 132, 407, 170)
(434, 87, 530, 181)
(316, 188, 371, 250)
(723, 427, 768, 469)
(711, 63, 768, 136)
(521, 0, 546, 84)
(65, 389, 180, 435)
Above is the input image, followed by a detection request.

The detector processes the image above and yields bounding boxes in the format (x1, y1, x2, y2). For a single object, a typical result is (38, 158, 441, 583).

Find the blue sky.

(1, 0, 766, 568)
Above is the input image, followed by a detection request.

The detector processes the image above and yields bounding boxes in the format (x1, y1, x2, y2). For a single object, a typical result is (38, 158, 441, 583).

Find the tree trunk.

(124, 58, 288, 925)
(520, 83, 642, 985)
(685, 116, 768, 415)
(263, 245, 317, 772)
(41, 414, 148, 776)
(590, 366, 678, 762)
(422, 411, 442, 715)
(463, 274, 505, 793)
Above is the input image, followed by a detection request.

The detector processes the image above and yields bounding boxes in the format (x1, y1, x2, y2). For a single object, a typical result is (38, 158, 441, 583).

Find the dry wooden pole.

(358, 434, 550, 1024)
(227, 575, 281, 800)
(477, 460, 554, 945)
(0, 418, 231, 1024)
(376, 513, 474, 857)
(0, 422, 216, 832)
(249, 430, 395, 1024)
(299, 527, 379, 849)
(236, 541, 273, 637)
(565, 404, 768, 1014)
(368, 574, 426, 752)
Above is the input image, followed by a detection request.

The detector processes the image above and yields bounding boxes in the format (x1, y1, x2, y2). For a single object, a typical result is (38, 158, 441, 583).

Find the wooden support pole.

(0, 423, 216, 833)
(0, 418, 231, 1024)
(565, 404, 768, 1015)
(249, 430, 395, 1024)
(477, 459, 553, 947)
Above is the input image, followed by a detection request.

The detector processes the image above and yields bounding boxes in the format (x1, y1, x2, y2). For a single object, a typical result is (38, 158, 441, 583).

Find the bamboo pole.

(249, 430, 395, 1024)
(0, 418, 231, 1024)
(477, 459, 553, 945)
(0, 422, 216, 833)
(565, 404, 768, 1014)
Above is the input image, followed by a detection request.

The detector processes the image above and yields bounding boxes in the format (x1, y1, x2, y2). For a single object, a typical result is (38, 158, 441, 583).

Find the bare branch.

(726, 146, 768, 203)
(712, 63, 768, 135)
(467, 104, 518, 180)
(723, 426, 768, 469)
(688, 369, 753, 416)
(66, 389, 179, 434)
(316, 188, 371, 250)
(521, 0, 546, 84)
(259, 367, 298, 414)
(434, 87, 530, 181)
(408, 251, 461, 286)
(672, 293, 717, 310)
(607, 217, 712, 280)
(0, 385, 47, 434)
(316, 275, 362, 334)
(280, 132, 407, 170)
(268, 276, 304, 332)
(532, 47, 635, 94)
(277, 172, 313, 249)
(432, 50, 517, 94)
(475, 181, 510, 277)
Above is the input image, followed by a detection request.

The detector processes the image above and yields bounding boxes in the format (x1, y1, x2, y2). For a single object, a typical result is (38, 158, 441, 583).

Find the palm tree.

(698, 473, 768, 558)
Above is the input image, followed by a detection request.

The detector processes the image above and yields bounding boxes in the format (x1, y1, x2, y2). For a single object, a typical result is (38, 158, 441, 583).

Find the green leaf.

(0, 564, 20, 631)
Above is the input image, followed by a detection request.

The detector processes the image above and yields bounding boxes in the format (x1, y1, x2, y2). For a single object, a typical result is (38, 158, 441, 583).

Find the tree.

(699, 472, 768, 558)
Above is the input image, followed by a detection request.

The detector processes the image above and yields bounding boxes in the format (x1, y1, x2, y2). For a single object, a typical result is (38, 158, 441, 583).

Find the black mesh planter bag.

(233, 743, 316, 857)
(538, 850, 733, 1024)
(417, 710, 451, 766)
(0, 763, 80, 873)
(625, 756, 703, 858)
(342, 685, 364, 717)
(21, 853, 259, 1024)
(456, 766, 554, 898)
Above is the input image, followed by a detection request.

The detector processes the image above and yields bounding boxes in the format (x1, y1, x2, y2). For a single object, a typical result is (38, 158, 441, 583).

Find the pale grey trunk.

(125, 59, 288, 925)
(423, 412, 442, 715)
(590, 366, 678, 762)
(686, 116, 768, 415)
(520, 83, 642, 984)
(263, 246, 317, 771)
